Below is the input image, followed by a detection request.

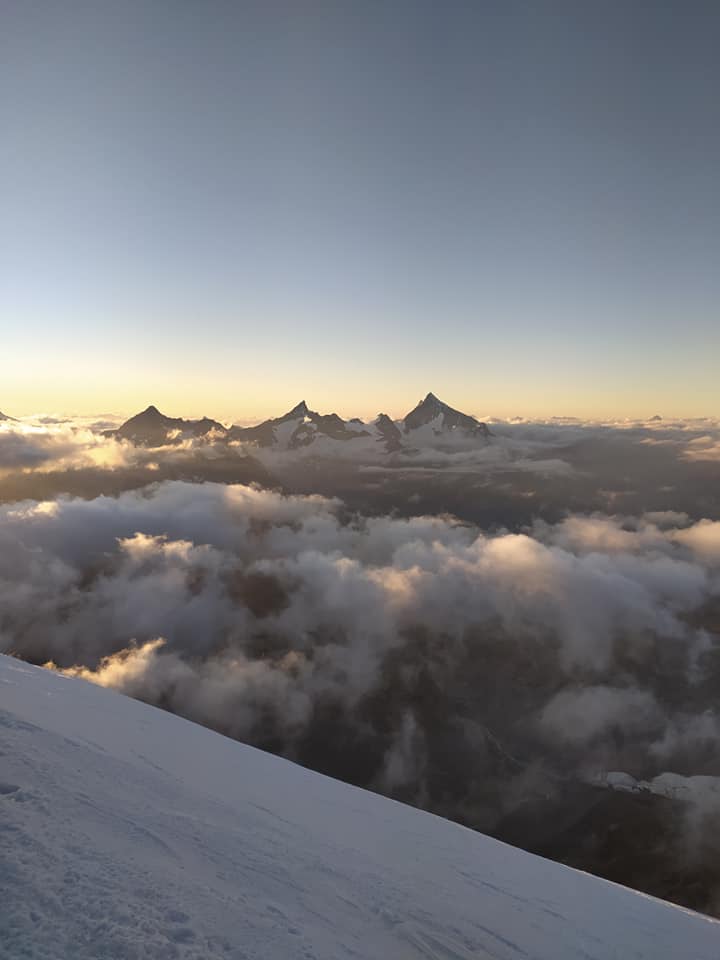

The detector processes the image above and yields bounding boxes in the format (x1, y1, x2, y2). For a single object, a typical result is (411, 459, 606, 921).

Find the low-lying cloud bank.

(0, 417, 269, 507)
(491, 415, 720, 465)
(0, 419, 129, 472)
(0, 418, 254, 475)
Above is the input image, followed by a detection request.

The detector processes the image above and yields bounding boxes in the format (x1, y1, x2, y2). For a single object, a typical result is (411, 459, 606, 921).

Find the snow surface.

(599, 769, 720, 804)
(345, 419, 370, 434)
(1, 654, 718, 960)
(272, 417, 306, 448)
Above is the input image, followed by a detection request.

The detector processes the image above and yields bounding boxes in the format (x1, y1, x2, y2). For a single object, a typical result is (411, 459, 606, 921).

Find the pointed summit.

(229, 399, 375, 449)
(403, 392, 446, 431)
(227, 400, 314, 446)
(281, 400, 310, 421)
(403, 393, 490, 438)
(374, 413, 402, 452)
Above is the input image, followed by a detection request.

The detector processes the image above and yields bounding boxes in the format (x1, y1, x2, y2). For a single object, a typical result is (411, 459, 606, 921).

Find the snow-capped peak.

(280, 400, 311, 422)
(403, 393, 490, 439)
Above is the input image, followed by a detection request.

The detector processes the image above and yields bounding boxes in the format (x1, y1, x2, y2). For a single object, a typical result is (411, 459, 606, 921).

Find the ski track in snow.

(1, 655, 719, 959)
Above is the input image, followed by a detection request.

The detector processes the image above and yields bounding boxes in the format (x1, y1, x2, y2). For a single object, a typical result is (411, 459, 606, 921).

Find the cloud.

(683, 436, 720, 462)
(540, 686, 663, 746)
(0, 480, 716, 735)
(673, 520, 720, 564)
(0, 417, 262, 478)
(2, 482, 712, 678)
(0, 420, 141, 473)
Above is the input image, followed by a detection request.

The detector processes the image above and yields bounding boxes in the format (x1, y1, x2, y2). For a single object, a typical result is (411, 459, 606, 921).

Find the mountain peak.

(374, 413, 403, 452)
(403, 393, 490, 438)
(114, 405, 227, 445)
(138, 405, 164, 419)
(280, 400, 310, 421)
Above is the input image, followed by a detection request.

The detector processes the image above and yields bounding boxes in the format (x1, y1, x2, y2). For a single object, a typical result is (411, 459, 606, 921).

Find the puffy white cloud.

(540, 686, 662, 745)
(0, 417, 261, 481)
(673, 520, 720, 565)
(683, 435, 720, 462)
(0, 420, 136, 473)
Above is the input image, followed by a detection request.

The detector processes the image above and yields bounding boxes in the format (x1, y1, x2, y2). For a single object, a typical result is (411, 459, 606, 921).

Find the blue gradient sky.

(1, 1, 718, 420)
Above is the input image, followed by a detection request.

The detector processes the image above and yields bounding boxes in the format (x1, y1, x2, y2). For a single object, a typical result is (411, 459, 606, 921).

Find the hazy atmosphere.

(2, 2, 719, 957)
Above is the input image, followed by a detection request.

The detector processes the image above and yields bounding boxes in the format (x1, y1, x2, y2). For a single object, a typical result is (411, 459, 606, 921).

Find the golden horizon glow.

(3, 378, 717, 426)
(3, 321, 718, 424)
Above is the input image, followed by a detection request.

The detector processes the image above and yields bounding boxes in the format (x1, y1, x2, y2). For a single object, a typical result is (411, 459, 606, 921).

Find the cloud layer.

(0, 481, 717, 798)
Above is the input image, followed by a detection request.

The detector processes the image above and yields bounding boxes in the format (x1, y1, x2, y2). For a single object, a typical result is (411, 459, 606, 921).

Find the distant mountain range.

(105, 393, 491, 452)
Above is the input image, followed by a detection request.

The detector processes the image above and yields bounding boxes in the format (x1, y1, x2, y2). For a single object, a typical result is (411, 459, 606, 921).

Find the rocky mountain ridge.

(109, 393, 491, 452)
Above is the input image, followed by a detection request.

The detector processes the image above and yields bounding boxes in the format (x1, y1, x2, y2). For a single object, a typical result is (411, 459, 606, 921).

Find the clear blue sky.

(1, 1, 718, 419)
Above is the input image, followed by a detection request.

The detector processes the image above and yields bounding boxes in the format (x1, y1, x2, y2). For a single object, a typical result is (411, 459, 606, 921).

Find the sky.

(1, 1, 719, 421)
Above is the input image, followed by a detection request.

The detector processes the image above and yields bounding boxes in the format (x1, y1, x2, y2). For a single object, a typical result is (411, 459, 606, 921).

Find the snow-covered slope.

(403, 392, 491, 443)
(2, 655, 718, 960)
(228, 401, 381, 452)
